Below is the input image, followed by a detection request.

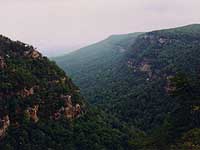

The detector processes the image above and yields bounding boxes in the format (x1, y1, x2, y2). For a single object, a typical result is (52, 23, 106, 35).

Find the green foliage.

(0, 34, 143, 150)
(171, 128, 200, 150)
(54, 24, 200, 129)
(1, 24, 200, 149)
(0, 107, 142, 150)
(53, 24, 200, 149)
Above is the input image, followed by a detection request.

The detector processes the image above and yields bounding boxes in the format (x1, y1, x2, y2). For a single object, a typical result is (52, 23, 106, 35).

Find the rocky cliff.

(0, 35, 84, 139)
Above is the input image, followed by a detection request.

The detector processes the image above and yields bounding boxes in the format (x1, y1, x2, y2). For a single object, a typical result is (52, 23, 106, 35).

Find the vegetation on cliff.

(54, 24, 200, 149)
(0, 35, 136, 150)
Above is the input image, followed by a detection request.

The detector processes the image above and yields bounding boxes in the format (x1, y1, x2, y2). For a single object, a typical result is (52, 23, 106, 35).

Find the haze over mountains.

(0, 0, 200, 149)
(1, 0, 200, 56)
(53, 24, 200, 149)
(0, 23, 200, 149)
(54, 24, 200, 104)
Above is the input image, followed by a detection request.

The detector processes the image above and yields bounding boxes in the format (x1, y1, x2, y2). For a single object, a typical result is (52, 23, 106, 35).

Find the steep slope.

(54, 24, 200, 131)
(54, 32, 142, 103)
(0, 34, 84, 122)
(0, 35, 141, 150)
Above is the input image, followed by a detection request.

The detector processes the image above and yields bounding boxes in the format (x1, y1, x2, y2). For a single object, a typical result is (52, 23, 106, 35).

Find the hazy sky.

(0, 0, 200, 56)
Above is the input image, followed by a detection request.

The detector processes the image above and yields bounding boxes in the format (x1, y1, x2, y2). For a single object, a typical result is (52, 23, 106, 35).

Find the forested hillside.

(0, 24, 200, 150)
(0, 35, 141, 150)
(54, 24, 200, 149)
(54, 32, 142, 104)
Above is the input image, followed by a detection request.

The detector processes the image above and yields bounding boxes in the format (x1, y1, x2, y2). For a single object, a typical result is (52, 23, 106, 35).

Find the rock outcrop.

(127, 58, 153, 79)
(165, 76, 176, 93)
(18, 87, 34, 98)
(139, 63, 151, 73)
(48, 77, 66, 85)
(0, 56, 6, 69)
(143, 34, 170, 45)
(61, 77, 66, 84)
(25, 105, 39, 123)
(64, 96, 81, 119)
(158, 38, 167, 44)
(53, 95, 82, 120)
(24, 49, 42, 59)
(0, 34, 85, 143)
(0, 115, 10, 138)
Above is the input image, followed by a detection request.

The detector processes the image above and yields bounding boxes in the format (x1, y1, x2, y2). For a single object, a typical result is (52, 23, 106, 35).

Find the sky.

(0, 0, 200, 56)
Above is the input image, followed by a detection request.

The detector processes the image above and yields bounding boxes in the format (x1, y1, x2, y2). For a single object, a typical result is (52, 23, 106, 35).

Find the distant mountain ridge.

(54, 32, 143, 102)
(54, 24, 200, 129)
(0, 24, 199, 149)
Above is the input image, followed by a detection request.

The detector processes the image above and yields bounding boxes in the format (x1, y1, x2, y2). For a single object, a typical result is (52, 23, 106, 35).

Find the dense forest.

(54, 24, 200, 149)
(0, 24, 199, 149)
(0, 35, 136, 150)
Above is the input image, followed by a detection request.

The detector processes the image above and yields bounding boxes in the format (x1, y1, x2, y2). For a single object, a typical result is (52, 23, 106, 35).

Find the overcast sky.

(0, 0, 200, 56)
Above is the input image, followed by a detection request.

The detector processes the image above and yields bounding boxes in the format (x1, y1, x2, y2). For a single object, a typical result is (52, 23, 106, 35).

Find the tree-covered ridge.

(53, 32, 143, 104)
(1, 24, 200, 149)
(53, 24, 200, 149)
(0, 34, 84, 122)
(126, 73, 200, 150)
(0, 35, 146, 150)
(115, 24, 200, 129)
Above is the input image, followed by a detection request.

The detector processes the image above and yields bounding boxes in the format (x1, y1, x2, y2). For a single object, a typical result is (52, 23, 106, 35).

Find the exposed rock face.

(0, 34, 85, 143)
(192, 106, 200, 112)
(24, 50, 42, 59)
(48, 80, 60, 84)
(139, 63, 151, 73)
(25, 105, 39, 123)
(75, 90, 81, 93)
(143, 34, 170, 45)
(75, 104, 81, 117)
(48, 77, 66, 85)
(0, 56, 6, 69)
(18, 87, 34, 98)
(143, 34, 156, 44)
(0, 115, 10, 138)
(61, 77, 66, 84)
(63, 95, 81, 119)
(127, 58, 153, 78)
(53, 95, 82, 120)
(158, 38, 167, 44)
(165, 76, 176, 93)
